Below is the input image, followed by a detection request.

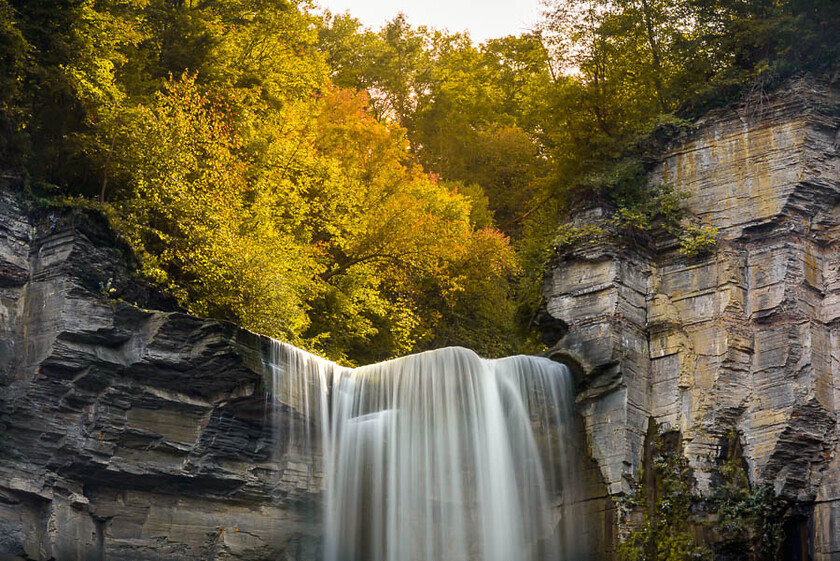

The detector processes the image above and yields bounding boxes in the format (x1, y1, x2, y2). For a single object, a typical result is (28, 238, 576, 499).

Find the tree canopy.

(1, 0, 838, 363)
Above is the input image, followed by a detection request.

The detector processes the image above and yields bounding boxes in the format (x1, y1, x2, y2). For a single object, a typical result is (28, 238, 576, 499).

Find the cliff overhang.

(0, 185, 322, 560)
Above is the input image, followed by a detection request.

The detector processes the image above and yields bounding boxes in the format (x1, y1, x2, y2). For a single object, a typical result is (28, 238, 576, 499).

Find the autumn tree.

(105, 74, 519, 363)
(4, 0, 840, 363)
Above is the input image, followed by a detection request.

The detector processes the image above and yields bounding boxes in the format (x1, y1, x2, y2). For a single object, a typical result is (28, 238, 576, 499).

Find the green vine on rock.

(555, 181, 718, 257)
(679, 225, 718, 257)
(552, 223, 607, 251)
(619, 426, 787, 561)
(710, 431, 786, 560)
(618, 425, 712, 561)
(609, 183, 689, 238)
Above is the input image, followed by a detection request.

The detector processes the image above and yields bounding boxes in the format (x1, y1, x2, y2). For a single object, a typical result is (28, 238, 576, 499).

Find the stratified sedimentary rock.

(543, 75, 840, 559)
(0, 182, 323, 560)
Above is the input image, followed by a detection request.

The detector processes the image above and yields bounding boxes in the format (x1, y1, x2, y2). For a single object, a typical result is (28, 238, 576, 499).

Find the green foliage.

(710, 434, 786, 560)
(2, 0, 839, 363)
(553, 224, 607, 251)
(322, 12, 434, 125)
(612, 184, 688, 234)
(98, 75, 519, 362)
(679, 226, 718, 258)
(513, 198, 565, 351)
(554, 169, 717, 262)
(0, 0, 531, 364)
(529, 0, 840, 282)
(99, 277, 117, 298)
(0, 0, 28, 159)
(447, 182, 494, 229)
(111, 76, 318, 342)
(618, 429, 713, 561)
(619, 427, 787, 561)
(320, 17, 555, 238)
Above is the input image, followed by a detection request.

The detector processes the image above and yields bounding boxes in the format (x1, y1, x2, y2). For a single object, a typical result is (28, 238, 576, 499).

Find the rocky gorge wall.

(0, 184, 324, 560)
(543, 76, 840, 559)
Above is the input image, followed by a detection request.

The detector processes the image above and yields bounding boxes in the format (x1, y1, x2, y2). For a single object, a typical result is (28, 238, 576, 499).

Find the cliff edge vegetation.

(1, 0, 839, 364)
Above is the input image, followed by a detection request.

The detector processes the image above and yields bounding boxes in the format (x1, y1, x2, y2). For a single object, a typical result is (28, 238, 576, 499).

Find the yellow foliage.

(108, 75, 518, 362)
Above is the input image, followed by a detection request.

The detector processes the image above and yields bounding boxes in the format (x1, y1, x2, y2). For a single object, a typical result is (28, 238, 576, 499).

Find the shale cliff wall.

(544, 76, 840, 559)
(0, 185, 322, 560)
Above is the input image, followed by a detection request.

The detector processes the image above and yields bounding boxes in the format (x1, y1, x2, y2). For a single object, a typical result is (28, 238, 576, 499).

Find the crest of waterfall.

(265, 342, 586, 561)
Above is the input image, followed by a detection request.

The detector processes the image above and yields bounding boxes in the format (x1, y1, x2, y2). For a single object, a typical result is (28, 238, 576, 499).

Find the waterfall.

(265, 342, 586, 561)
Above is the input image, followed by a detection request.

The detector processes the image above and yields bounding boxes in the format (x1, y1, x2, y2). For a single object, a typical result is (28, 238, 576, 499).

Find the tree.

(0, 0, 29, 160)
(111, 76, 320, 342)
(304, 87, 520, 361)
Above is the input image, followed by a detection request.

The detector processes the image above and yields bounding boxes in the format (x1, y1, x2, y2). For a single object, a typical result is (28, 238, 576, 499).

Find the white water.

(265, 342, 586, 561)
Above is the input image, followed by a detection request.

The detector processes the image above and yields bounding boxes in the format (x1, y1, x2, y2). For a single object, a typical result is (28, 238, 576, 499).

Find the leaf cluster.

(618, 429, 712, 561)
(619, 428, 787, 561)
(709, 433, 786, 560)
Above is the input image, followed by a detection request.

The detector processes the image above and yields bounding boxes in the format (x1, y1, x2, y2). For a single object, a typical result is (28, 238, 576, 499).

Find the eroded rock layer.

(543, 76, 840, 559)
(0, 184, 322, 560)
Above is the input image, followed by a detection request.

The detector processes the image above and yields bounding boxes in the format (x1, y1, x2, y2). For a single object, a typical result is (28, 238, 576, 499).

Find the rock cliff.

(543, 75, 840, 559)
(0, 183, 322, 560)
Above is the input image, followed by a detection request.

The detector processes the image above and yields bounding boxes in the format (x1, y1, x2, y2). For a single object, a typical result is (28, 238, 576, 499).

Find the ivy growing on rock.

(618, 424, 788, 561)
(709, 431, 786, 561)
(618, 424, 712, 561)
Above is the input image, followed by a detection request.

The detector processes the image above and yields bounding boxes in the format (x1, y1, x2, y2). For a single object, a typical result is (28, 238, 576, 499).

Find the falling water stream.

(266, 342, 586, 561)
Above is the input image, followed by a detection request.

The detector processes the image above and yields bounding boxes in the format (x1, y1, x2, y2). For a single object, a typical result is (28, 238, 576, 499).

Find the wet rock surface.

(0, 183, 322, 560)
(544, 76, 840, 559)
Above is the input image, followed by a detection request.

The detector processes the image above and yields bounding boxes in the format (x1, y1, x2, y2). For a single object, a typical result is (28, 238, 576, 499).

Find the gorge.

(0, 179, 593, 560)
(3, 74, 840, 560)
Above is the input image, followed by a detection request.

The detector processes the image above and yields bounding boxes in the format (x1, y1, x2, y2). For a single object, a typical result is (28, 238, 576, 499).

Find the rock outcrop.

(543, 76, 840, 559)
(0, 182, 322, 560)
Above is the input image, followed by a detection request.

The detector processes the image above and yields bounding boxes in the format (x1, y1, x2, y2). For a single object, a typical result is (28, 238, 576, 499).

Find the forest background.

(1, 0, 838, 364)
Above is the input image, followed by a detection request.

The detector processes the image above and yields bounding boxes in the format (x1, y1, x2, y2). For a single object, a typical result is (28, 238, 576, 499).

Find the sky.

(316, 0, 545, 44)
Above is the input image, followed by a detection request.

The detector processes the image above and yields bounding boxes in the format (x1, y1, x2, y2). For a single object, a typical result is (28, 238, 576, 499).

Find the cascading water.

(265, 342, 586, 561)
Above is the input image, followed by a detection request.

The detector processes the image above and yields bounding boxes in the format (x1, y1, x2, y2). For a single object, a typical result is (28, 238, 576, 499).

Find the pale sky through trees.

(317, 0, 544, 43)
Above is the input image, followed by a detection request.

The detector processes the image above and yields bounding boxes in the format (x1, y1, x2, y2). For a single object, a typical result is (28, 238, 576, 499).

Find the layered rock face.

(0, 184, 323, 560)
(544, 76, 840, 559)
